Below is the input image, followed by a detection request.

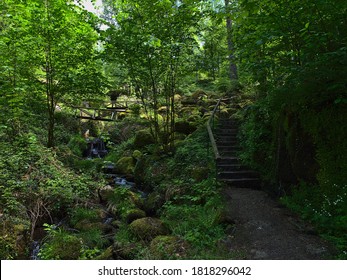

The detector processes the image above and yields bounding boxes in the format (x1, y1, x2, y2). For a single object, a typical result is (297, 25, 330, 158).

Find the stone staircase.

(215, 119, 260, 187)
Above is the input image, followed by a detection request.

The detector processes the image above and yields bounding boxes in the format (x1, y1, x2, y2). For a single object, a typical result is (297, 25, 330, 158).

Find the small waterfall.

(85, 138, 108, 158)
(30, 241, 41, 260)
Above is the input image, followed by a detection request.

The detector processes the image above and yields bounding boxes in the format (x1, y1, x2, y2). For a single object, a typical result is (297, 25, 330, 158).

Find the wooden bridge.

(64, 100, 139, 121)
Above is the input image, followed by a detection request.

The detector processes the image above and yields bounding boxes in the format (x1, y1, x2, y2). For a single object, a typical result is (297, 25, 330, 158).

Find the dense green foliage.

(1, 0, 345, 259)
(233, 0, 347, 257)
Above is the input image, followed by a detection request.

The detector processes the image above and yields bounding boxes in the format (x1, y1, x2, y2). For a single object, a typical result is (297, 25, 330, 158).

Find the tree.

(0, 0, 37, 123)
(29, 0, 104, 147)
(224, 0, 238, 80)
(102, 0, 202, 149)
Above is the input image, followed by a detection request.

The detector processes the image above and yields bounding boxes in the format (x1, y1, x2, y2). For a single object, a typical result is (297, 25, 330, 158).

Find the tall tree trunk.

(225, 0, 238, 80)
(45, 0, 55, 148)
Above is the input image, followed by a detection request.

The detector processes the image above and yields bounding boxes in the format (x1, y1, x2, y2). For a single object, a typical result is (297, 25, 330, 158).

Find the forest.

(0, 0, 346, 260)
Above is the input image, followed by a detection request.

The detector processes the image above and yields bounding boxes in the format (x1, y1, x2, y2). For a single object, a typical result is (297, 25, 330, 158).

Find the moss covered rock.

(174, 94, 182, 102)
(134, 129, 155, 149)
(95, 246, 113, 260)
(113, 241, 138, 259)
(0, 217, 30, 259)
(98, 185, 114, 202)
(129, 217, 169, 241)
(115, 157, 135, 175)
(107, 188, 144, 218)
(175, 120, 197, 135)
(132, 150, 143, 160)
(124, 208, 146, 224)
(150, 235, 189, 259)
(133, 157, 145, 181)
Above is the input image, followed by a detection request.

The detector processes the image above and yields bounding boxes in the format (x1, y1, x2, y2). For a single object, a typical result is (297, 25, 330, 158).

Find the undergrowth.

(281, 182, 347, 259)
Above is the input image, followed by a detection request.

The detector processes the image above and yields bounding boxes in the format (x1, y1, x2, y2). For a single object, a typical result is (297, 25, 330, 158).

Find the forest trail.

(222, 187, 335, 260)
(212, 111, 335, 259)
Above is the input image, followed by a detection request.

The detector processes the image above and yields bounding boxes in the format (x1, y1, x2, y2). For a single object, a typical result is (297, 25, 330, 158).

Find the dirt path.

(222, 187, 335, 259)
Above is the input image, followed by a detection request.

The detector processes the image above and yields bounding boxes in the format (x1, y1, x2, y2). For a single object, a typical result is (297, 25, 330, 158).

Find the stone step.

(217, 124, 238, 129)
(217, 164, 249, 171)
(217, 128, 238, 134)
(216, 139, 238, 145)
(213, 117, 260, 188)
(220, 178, 260, 188)
(217, 145, 240, 151)
(217, 135, 238, 140)
(217, 133, 238, 138)
(218, 119, 238, 125)
(220, 151, 240, 157)
(217, 157, 240, 165)
(218, 170, 259, 179)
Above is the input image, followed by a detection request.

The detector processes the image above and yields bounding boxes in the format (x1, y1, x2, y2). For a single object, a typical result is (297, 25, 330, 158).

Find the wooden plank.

(105, 107, 128, 111)
(76, 116, 114, 122)
(72, 106, 123, 111)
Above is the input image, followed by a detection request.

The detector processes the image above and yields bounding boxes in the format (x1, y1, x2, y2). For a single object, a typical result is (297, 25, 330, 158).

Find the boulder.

(134, 157, 149, 186)
(115, 157, 135, 175)
(98, 185, 114, 202)
(124, 208, 146, 224)
(175, 121, 197, 135)
(95, 246, 113, 260)
(0, 217, 30, 259)
(132, 150, 143, 161)
(174, 94, 182, 102)
(107, 188, 144, 218)
(112, 242, 138, 259)
(134, 129, 155, 149)
(129, 217, 169, 241)
(150, 235, 189, 259)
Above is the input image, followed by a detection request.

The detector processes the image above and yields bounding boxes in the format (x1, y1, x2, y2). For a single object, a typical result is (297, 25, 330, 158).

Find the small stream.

(30, 138, 147, 260)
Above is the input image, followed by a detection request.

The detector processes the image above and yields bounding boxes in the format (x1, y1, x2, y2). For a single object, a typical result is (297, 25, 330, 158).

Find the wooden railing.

(207, 99, 221, 160)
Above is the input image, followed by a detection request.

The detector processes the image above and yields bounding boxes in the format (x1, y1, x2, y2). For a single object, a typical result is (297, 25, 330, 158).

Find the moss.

(0, 217, 30, 259)
(175, 120, 197, 135)
(113, 241, 139, 259)
(132, 150, 143, 160)
(107, 188, 144, 218)
(95, 246, 113, 260)
(124, 208, 146, 224)
(98, 185, 114, 202)
(115, 157, 135, 175)
(134, 157, 147, 185)
(134, 129, 155, 149)
(129, 217, 169, 241)
(150, 235, 189, 259)
(174, 94, 182, 101)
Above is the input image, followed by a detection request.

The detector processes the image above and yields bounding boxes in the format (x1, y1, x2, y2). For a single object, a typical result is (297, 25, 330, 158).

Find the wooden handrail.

(207, 99, 221, 160)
